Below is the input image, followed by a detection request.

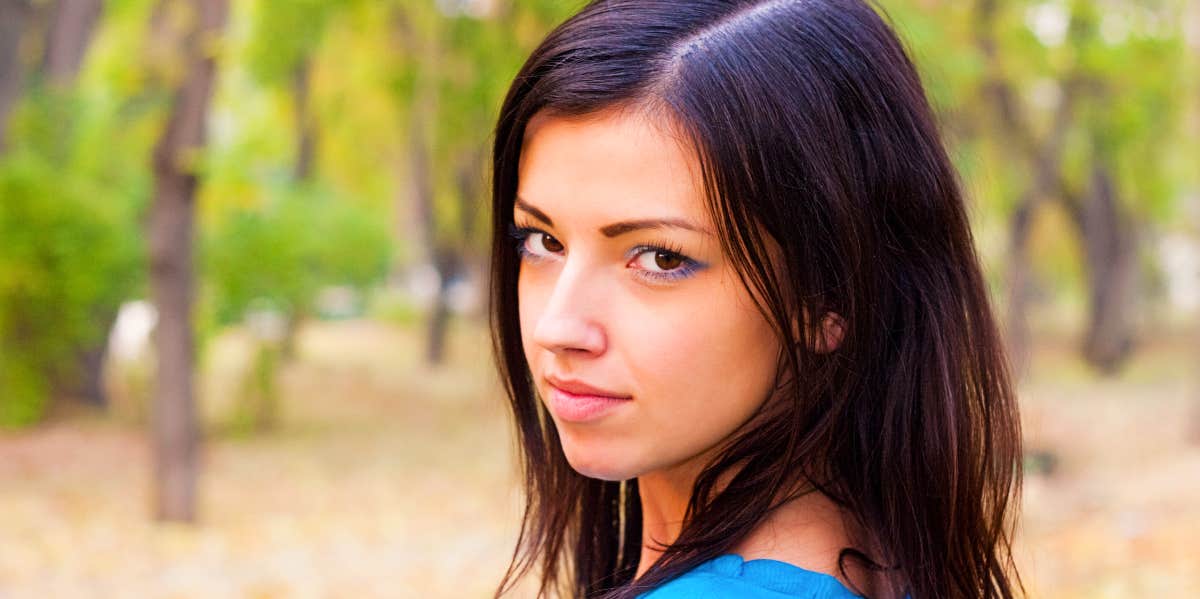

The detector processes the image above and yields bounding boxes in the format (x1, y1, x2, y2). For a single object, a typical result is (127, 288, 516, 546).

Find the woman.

(488, 1, 1023, 597)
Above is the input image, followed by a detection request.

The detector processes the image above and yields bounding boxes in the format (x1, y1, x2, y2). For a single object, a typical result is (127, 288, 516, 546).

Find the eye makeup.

(508, 223, 558, 264)
(624, 241, 706, 284)
(507, 221, 707, 284)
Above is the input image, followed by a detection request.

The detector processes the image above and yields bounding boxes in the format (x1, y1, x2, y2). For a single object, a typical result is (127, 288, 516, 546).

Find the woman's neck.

(633, 465, 868, 593)
(635, 465, 701, 579)
(633, 445, 738, 580)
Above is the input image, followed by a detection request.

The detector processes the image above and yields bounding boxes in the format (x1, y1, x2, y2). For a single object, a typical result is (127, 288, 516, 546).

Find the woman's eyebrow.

(515, 197, 713, 238)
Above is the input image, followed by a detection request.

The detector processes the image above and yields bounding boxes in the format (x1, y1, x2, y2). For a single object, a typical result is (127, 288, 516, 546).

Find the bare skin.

(635, 461, 878, 596)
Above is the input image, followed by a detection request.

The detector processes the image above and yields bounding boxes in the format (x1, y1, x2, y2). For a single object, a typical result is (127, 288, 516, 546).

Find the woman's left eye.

(628, 246, 701, 282)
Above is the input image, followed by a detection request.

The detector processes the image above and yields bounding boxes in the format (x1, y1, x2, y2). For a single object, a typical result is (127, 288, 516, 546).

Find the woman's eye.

(638, 249, 686, 271)
(509, 224, 564, 260)
(626, 240, 706, 283)
(633, 249, 684, 273)
(528, 232, 563, 255)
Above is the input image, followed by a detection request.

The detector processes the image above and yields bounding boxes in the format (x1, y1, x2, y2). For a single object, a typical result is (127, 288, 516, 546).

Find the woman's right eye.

(509, 224, 564, 260)
(523, 232, 564, 257)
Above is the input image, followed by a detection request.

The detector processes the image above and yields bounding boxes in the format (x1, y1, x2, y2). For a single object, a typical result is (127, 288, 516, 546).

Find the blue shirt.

(638, 554, 864, 598)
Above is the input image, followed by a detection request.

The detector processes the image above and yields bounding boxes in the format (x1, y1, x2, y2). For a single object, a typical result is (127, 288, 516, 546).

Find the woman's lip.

(545, 376, 630, 399)
(545, 383, 632, 423)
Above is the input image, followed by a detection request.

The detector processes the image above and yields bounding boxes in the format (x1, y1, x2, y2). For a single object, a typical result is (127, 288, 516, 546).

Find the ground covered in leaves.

(1, 320, 1197, 597)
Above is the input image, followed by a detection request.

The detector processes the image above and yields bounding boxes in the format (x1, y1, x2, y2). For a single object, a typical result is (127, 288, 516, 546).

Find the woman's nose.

(530, 260, 607, 356)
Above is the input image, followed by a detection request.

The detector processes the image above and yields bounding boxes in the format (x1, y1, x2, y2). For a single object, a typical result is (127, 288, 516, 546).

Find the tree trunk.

(1073, 164, 1136, 374)
(1003, 192, 1037, 378)
(66, 308, 119, 408)
(274, 55, 316, 362)
(973, 0, 1084, 379)
(423, 148, 484, 364)
(0, 0, 31, 152)
(402, 68, 453, 365)
(406, 86, 436, 268)
(453, 147, 487, 318)
(426, 246, 461, 365)
(291, 55, 315, 181)
(149, 0, 226, 523)
(388, 6, 425, 284)
(40, 0, 103, 88)
(75, 340, 108, 406)
(454, 147, 485, 242)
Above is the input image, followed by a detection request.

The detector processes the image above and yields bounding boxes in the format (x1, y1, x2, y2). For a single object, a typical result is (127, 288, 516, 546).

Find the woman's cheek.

(623, 297, 725, 410)
(675, 285, 779, 422)
(516, 278, 549, 363)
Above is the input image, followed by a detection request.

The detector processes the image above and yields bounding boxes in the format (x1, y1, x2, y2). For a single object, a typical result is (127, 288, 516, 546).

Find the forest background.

(1, 0, 1198, 596)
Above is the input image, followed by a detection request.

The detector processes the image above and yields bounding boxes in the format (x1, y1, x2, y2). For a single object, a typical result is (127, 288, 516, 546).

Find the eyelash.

(507, 221, 702, 284)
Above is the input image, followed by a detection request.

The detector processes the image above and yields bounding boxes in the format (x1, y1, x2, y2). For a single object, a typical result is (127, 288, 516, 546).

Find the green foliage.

(0, 143, 144, 426)
(245, 0, 342, 85)
(0, 0, 187, 427)
(0, 354, 49, 428)
(203, 184, 392, 326)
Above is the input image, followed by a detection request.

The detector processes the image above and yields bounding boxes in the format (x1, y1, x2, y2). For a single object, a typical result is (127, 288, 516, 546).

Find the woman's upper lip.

(546, 376, 631, 399)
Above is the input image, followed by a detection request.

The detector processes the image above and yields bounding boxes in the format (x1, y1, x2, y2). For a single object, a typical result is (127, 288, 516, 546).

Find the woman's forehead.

(516, 108, 710, 226)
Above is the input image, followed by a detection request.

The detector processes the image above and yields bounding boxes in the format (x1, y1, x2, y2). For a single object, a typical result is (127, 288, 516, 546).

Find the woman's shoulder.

(637, 554, 864, 599)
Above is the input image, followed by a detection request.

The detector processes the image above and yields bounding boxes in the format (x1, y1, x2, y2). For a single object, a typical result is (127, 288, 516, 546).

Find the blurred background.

(0, 0, 1196, 597)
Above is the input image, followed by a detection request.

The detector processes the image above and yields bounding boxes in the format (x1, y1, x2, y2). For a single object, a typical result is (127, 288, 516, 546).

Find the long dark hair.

(488, 1, 1023, 597)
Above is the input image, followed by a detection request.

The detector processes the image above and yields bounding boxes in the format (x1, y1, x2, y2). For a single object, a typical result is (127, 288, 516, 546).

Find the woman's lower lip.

(547, 386, 631, 423)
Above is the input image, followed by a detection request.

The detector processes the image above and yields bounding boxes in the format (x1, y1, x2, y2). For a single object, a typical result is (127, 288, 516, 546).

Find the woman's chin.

(560, 439, 642, 481)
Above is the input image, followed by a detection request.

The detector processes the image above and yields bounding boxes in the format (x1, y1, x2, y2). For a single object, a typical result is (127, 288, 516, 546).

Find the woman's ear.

(814, 312, 845, 353)
(793, 309, 846, 354)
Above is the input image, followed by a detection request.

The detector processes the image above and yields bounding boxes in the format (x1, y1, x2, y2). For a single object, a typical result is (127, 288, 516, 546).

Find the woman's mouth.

(544, 377, 632, 423)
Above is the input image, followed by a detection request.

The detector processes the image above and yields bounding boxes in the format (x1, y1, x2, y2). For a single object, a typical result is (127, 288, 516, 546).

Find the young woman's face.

(514, 108, 785, 482)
